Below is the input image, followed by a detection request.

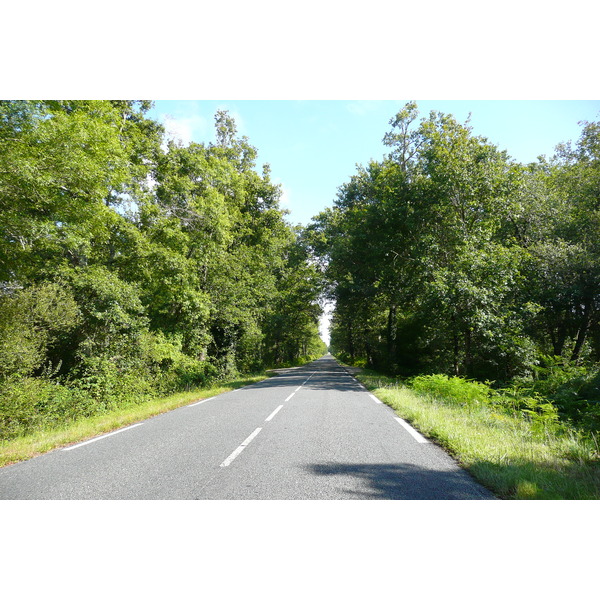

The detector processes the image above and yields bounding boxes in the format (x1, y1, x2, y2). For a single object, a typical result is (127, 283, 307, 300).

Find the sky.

(148, 100, 600, 227)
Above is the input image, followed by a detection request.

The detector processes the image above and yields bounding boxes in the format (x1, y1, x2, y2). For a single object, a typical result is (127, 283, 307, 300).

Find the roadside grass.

(0, 375, 267, 468)
(356, 371, 600, 500)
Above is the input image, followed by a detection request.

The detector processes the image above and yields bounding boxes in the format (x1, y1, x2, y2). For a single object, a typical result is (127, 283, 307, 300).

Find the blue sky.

(148, 100, 600, 227)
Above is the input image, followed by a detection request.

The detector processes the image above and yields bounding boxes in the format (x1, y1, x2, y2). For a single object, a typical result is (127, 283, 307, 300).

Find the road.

(0, 355, 494, 499)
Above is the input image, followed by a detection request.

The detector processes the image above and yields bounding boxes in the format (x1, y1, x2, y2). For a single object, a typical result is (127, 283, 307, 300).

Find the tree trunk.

(451, 314, 459, 376)
(571, 301, 593, 364)
(348, 321, 355, 361)
(464, 326, 473, 378)
(365, 341, 374, 368)
(556, 322, 568, 357)
(386, 303, 397, 368)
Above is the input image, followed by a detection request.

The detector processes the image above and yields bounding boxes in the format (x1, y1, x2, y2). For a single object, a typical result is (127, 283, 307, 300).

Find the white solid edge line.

(220, 427, 262, 467)
(188, 397, 215, 407)
(62, 423, 144, 451)
(394, 417, 430, 443)
(369, 394, 382, 404)
(265, 405, 284, 421)
(295, 386, 302, 392)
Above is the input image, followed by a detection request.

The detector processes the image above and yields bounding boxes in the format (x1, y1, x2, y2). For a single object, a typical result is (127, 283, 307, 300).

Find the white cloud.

(161, 105, 246, 149)
(161, 113, 209, 147)
(279, 183, 291, 206)
(272, 177, 291, 207)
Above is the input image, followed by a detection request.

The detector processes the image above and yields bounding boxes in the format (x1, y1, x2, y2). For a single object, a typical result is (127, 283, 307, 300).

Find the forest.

(307, 102, 600, 434)
(0, 100, 326, 439)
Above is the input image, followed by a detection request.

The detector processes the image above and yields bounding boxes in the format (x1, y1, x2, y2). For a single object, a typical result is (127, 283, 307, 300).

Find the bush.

(509, 357, 600, 430)
(73, 355, 155, 410)
(0, 282, 80, 379)
(410, 374, 492, 406)
(0, 326, 224, 441)
(408, 373, 561, 439)
(0, 376, 94, 439)
(138, 331, 217, 392)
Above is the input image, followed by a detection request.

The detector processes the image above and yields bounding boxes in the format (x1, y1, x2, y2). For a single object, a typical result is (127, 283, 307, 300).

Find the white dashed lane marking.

(220, 428, 263, 467)
(265, 405, 284, 422)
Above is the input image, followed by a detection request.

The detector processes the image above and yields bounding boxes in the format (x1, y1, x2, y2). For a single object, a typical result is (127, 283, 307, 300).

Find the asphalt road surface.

(0, 355, 494, 499)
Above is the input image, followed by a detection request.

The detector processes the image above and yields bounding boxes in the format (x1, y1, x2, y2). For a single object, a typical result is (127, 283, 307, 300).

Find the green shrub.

(497, 391, 561, 438)
(138, 331, 217, 392)
(0, 283, 80, 379)
(0, 376, 93, 439)
(73, 353, 157, 410)
(509, 357, 600, 430)
(410, 374, 492, 406)
(408, 373, 562, 440)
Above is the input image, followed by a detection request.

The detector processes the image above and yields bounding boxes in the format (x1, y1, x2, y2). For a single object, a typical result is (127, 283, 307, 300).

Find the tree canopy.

(307, 103, 600, 399)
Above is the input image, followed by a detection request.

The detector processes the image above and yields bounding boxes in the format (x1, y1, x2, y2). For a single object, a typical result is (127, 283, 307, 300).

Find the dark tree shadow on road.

(250, 375, 365, 393)
(305, 461, 495, 500)
(253, 358, 361, 392)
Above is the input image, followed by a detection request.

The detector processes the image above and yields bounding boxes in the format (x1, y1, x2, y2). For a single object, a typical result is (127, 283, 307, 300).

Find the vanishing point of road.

(0, 355, 494, 500)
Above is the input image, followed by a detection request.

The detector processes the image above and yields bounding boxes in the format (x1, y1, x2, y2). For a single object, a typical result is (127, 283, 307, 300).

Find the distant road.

(0, 355, 494, 499)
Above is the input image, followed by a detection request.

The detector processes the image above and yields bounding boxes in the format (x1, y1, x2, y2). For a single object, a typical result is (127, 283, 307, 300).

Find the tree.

(312, 103, 541, 380)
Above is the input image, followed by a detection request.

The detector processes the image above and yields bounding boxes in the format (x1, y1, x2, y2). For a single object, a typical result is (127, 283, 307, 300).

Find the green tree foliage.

(309, 102, 600, 427)
(0, 102, 325, 439)
(0, 282, 80, 379)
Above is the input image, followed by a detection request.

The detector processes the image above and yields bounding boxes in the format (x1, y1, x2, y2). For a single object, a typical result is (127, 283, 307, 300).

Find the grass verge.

(356, 370, 600, 500)
(0, 374, 267, 468)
